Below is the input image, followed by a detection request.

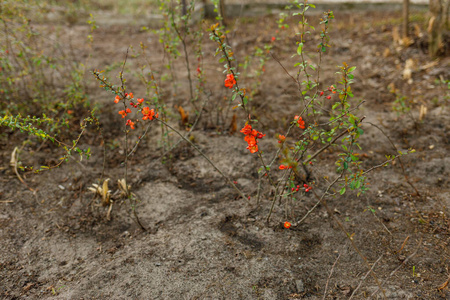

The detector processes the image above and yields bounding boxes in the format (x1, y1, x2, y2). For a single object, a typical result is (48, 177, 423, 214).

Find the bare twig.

(310, 188, 387, 299)
(370, 237, 422, 298)
(157, 118, 247, 200)
(323, 252, 342, 300)
(349, 254, 384, 300)
(270, 52, 297, 84)
(366, 122, 420, 196)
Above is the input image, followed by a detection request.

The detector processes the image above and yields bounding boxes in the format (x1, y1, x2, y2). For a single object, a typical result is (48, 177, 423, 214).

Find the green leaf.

(340, 187, 346, 195)
(348, 66, 356, 73)
(297, 43, 304, 56)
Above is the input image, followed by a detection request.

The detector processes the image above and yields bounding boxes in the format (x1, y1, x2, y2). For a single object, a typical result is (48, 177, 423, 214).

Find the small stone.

(155, 262, 161, 266)
(295, 279, 304, 293)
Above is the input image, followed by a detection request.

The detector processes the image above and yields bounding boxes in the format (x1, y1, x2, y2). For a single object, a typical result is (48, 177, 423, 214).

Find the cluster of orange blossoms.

(114, 92, 158, 130)
(224, 73, 236, 89)
(240, 123, 265, 154)
(294, 115, 306, 129)
(142, 107, 158, 121)
(125, 119, 135, 129)
(279, 164, 292, 170)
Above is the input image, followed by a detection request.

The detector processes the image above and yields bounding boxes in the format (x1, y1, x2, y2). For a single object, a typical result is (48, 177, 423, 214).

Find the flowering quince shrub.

(209, 0, 415, 226)
(88, 0, 415, 232)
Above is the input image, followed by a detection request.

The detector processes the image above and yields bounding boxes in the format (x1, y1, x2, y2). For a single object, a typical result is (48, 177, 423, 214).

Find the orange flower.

(128, 92, 134, 99)
(247, 144, 258, 153)
(118, 110, 127, 118)
(126, 108, 131, 113)
(240, 123, 253, 135)
(294, 115, 306, 129)
(142, 107, 157, 121)
(137, 98, 144, 104)
(245, 135, 257, 146)
(278, 134, 286, 143)
(224, 73, 236, 89)
(240, 123, 264, 154)
(279, 165, 292, 170)
(126, 119, 135, 129)
(284, 221, 291, 229)
(114, 95, 121, 103)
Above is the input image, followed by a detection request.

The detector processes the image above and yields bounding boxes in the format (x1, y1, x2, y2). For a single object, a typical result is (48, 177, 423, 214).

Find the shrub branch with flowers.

(89, 0, 417, 238)
(208, 0, 415, 227)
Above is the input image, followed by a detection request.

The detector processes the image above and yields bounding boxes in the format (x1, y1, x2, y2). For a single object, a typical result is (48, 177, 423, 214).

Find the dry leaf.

(419, 105, 427, 121)
(88, 179, 111, 206)
(118, 178, 130, 197)
(403, 59, 415, 84)
(175, 105, 189, 126)
(392, 26, 400, 45)
(438, 275, 449, 291)
(229, 114, 237, 135)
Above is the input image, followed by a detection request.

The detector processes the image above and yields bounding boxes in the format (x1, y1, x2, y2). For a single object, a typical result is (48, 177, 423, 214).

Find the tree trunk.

(220, 0, 227, 27)
(428, 0, 449, 57)
(403, 0, 409, 38)
(181, 0, 187, 16)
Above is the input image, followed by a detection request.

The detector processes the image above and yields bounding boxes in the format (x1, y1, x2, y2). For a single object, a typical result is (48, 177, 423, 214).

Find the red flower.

(118, 110, 127, 118)
(294, 116, 306, 129)
(240, 123, 253, 135)
(126, 108, 131, 113)
(244, 134, 257, 146)
(224, 73, 236, 89)
(142, 107, 158, 121)
(326, 95, 331, 100)
(240, 123, 264, 154)
(319, 91, 324, 97)
(114, 95, 121, 103)
(271, 36, 276, 42)
(279, 165, 292, 170)
(247, 143, 258, 153)
(126, 119, 135, 129)
(284, 221, 291, 229)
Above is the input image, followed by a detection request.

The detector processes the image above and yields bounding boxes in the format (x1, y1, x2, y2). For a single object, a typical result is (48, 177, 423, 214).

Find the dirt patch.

(1, 6, 450, 300)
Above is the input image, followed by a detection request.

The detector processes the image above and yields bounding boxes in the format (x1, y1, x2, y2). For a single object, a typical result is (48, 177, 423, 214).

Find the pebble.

(296, 279, 305, 293)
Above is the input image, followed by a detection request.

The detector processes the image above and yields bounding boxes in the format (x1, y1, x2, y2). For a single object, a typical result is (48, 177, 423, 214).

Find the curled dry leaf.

(88, 179, 111, 206)
(118, 178, 130, 198)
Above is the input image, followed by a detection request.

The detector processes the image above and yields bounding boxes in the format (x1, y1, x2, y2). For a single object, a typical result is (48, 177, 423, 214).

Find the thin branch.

(323, 252, 342, 300)
(270, 52, 297, 84)
(311, 188, 387, 299)
(370, 237, 422, 298)
(349, 254, 384, 300)
(157, 118, 247, 200)
(365, 122, 420, 196)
